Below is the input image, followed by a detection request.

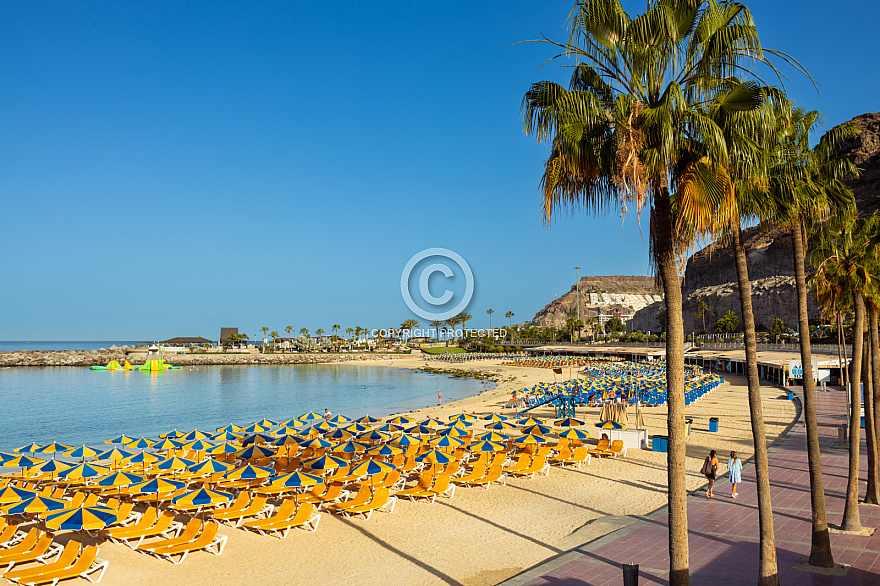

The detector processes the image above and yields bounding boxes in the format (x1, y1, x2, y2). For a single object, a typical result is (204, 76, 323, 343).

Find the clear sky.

(1, 1, 877, 340)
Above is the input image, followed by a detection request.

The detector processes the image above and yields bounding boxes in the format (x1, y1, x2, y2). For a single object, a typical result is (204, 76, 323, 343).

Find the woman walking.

(702, 450, 719, 499)
(728, 451, 743, 498)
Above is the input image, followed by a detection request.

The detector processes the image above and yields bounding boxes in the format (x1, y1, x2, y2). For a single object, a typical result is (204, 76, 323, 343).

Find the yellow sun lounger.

(104, 510, 183, 549)
(298, 483, 346, 507)
(501, 454, 531, 475)
(452, 463, 488, 486)
(509, 455, 550, 479)
(0, 531, 59, 574)
(336, 488, 396, 520)
(290, 482, 327, 504)
(3, 543, 107, 586)
(136, 518, 201, 552)
(456, 464, 506, 490)
(597, 440, 627, 458)
(397, 473, 455, 503)
(241, 501, 321, 538)
(208, 494, 273, 527)
(352, 469, 405, 492)
(143, 522, 227, 565)
(325, 485, 373, 512)
(558, 446, 591, 468)
(587, 438, 610, 455)
(548, 447, 573, 465)
(97, 507, 158, 540)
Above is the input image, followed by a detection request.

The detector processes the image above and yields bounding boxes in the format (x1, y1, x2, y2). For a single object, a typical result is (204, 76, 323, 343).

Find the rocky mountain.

(630, 112, 880, 333)
(532, 276, 662, 327)
(837, 112, 880, 215)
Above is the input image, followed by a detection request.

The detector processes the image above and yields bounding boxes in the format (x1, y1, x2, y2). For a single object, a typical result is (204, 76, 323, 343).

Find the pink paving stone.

(515, 386, 880, 586)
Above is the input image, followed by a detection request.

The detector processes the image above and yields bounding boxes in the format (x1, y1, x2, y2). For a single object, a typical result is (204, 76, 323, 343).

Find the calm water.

(0, 364, 492, 453)
(0, 341, 148, 352)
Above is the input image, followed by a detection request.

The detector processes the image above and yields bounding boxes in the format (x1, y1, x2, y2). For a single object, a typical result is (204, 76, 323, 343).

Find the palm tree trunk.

(841, 291, 864, 531)
(791, 221, 835, 566)
(731, 221, 779, 585)
(863, 310, 878, 504)
(872, 307, 880, 504)
(838, 313, 848, 393)
(653, 186, 689, 586)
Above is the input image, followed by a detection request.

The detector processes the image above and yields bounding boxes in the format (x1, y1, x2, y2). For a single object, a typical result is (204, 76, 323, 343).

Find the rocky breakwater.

(0, 349, 410, 368)
(0, 348, 130, 367)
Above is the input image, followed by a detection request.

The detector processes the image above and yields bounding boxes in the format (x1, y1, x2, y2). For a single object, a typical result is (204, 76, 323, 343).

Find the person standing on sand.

(324, 408, 331, 420)
(728, 450, 742, 498)
(701, 450, 719, 499)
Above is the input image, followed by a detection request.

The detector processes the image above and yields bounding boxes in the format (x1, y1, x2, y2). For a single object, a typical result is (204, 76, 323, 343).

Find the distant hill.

(532, 276, 662, 327)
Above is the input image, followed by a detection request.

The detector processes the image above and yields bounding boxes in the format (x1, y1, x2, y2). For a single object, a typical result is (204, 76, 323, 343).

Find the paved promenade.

(503, 386, 880, 585)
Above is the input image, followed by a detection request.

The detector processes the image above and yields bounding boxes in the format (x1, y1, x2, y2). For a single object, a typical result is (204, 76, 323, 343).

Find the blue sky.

(1, 1, 877, 340)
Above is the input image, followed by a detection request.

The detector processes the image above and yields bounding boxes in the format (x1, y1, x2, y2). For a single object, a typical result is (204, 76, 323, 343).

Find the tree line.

(521, 1, 873, 584)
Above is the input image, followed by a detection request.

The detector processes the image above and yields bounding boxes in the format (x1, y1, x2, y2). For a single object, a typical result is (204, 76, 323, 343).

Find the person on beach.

(701, 450, 719, 498)
(324, 408, 331, 419)
(728, 451, 742, 498)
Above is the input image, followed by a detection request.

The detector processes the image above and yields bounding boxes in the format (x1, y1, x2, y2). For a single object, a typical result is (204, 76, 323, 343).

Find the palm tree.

(867, 294, 880, 505)
(269, 331, 280, 351)
(315, 328, 325, 343)
(486, 309, 494, 329)
(521, 2, 797, 581)
(565, 317, 585, 343)
(766, 109, 857, 564)
(458, 312, 472, 332)
(695, 301, 712, 334)
(444, 316, 459, 345)
(285, 326, 293, 351)
(299, 327, 309, 338)
(429, 320, 444, 342)
(584, 317, 598, 342)
(260, 327, 269, 352)
(810, 212, 879, 527)
(401, 319, 420, 344)
(700, 82, 783, 583)
(506, 311, 515, 327)
(345, 328, 354, 348)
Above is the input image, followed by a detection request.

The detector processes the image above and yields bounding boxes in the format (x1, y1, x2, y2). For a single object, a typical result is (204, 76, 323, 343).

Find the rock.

(532, 276, 662, 326)
(630, 112, 880, 332)
(837, 112, 880, 216)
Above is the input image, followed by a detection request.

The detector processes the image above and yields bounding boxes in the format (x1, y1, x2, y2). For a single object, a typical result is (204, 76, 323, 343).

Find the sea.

(0, 341, 148, 352)
(0, 363, 493, 457)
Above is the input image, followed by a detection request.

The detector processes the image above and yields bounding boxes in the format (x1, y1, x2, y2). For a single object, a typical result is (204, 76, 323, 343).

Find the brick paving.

(506, 386, 880, 585)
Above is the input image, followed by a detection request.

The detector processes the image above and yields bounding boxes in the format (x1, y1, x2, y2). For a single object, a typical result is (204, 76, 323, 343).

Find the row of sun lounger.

(0, 430, 632, 584)
(0, 524, 107, 586)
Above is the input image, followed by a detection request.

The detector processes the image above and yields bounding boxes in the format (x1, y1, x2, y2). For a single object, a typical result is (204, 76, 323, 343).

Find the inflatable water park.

(90, 359, 180, 372)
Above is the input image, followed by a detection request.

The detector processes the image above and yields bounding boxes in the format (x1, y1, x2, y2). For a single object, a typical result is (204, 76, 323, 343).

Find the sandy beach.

(42, 355, 796, 586)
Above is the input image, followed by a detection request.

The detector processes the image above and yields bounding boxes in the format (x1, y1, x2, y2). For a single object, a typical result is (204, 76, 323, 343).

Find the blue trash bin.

(660, 436, 669, 452)
(709, 417, 719, 433)
(652, 436, 662, 452)
(788, 391, 794, 400)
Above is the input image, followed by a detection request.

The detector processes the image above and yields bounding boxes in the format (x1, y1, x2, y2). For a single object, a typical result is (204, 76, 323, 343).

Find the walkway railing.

(495, 340, 849, 355)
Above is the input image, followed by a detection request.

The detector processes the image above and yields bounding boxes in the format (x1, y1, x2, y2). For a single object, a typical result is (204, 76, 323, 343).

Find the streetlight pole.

(574, 266, 581, 343)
